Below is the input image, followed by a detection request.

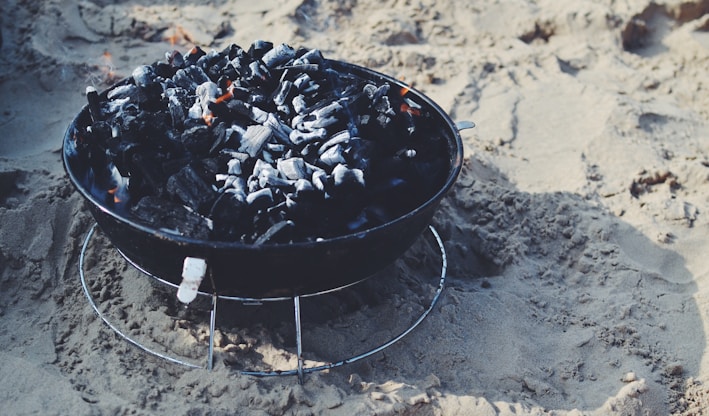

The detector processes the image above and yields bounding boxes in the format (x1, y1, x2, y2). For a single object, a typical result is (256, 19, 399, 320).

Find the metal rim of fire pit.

(79, 222, 448, 382)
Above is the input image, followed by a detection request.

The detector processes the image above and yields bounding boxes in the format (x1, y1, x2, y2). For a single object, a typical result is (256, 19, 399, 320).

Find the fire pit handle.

(177, 257, 208, 304)
(456, 120, 476, 131)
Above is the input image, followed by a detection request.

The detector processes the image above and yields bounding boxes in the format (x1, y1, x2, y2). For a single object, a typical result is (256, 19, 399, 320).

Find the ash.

(74, 41, 449, 243)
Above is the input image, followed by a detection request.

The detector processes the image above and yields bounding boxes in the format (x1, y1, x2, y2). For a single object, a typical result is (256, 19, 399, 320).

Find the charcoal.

(318, 130, 351, 155)
(289, 128, 326, 146)
(165, 88, 189, 127)
(238, 125, 272, 157)
(107, 141, 142, 177)
(106, 85, 141, 103)
(184, 46, 207, 66)
(209, 193, 250, 241)
(127, 153, 167, 196)
(259, 172, 292, 188)
(221, 43, 242, 60)
(248, 40, 273, 60)
(224, 98, 252, 118)
(188, 81, 219, 122)
(311, 169, 328, 192)
(292, 94, 307, 114)
(266, 114, 293, 144)
(343, 138, 377, 172)
(301, 114, 338, 130)
(154, 62, 177, 78)
(332, 163, 365, 188)
(261, 43, 296, 69)
(86, 86, 102, 122)
(181, 125, 212, 154)
(131, 195, 211, 240)
(292, 48, 324, 66)
(293, 73, 313, 91)
(319, 144, 346, 167)
(223, 176, 248, 201)
(293, 178, 315, 194)
(266, 143, 286, 154)
(363, 83, 390, 102)
(277, 157, 309, 180)
(206, 56, 230, 81)
(246, 187, 273, 209)
(174, 66, 210, 91)
(167, 165, 216, 213)
(215, 173, 238, 190)
(226, 158, 242, 175)
(79, 40, 451, 243)
(132, 65, 156, 88)
(247, 60, 271, 85)
(256, 161, 292, 188)
(273, 80, 293, 106)
(376, 112, 393, 129)
(166, 50, 185, 68)
(208, 121, 229, 154)
(396, 148, 417, 159)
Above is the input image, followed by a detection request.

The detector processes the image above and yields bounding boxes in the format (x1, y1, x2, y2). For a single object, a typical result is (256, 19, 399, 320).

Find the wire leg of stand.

(294, 296, 304, 384)
(80, 224, 202, 369)
(208, 294, 217, 370)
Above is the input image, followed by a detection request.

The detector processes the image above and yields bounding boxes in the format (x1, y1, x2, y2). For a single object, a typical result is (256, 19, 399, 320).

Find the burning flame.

(202, 112, 215, 127)
(400, 85, 410, 96)
(400, 103, 421, 116)
(100, 51, 117, 83)
(164, 24, 195, 46)
(107, 186, 122, 203)
(85, 50, 118, 86)
(214, 90, 233, 104)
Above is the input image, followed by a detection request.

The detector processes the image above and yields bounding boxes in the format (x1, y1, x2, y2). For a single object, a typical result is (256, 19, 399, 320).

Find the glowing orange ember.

(215, 90, 233, 104)
(203, 112, 215, 126)
(400, 103, 421, 116)
(107, 186, 122, 203)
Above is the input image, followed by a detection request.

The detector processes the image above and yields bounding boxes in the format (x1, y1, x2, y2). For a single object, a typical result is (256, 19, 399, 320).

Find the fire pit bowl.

(63, 58, 463, 298)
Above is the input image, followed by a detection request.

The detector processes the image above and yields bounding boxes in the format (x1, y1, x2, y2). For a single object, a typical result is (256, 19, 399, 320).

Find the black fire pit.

(64, 50, 463, 299)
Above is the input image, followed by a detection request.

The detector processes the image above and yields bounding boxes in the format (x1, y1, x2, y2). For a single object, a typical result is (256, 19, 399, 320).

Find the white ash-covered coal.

(75, 41, 450, 244)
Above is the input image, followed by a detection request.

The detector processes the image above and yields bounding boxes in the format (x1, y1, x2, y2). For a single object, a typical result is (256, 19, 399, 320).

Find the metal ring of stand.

(79, 223, 447, 383)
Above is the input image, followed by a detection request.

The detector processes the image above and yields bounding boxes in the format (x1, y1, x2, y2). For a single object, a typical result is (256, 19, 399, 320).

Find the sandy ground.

(2, 0, 709, 414)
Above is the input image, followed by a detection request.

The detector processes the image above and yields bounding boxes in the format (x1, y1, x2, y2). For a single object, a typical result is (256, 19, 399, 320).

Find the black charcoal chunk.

(167, 165, 216, 213)
(209, 193, 248, 240)
(332, 163, 365, 188)
(107, 84, 146, 103)
(289, 127, 326, 145)
(238, 125, 272, 157)
(86, 86, 102, 122)
(273, 80, 293, 106)
(130, 153, 167, 195)
(292, 48, 324, 66)
(166, 50, 185, 68)
(246, 187, 274, 209)
(131, 196, 211, 240)
(248, 40, 273, 60)
(132, 65, 156, 88)
(184, 46, 207, 66)
(277, 157, 309, 180)
(319, 144, 346, 167)
(261, 43, 296, 69)
(174, 65, 210, 91)
(181, 125, 212, 154)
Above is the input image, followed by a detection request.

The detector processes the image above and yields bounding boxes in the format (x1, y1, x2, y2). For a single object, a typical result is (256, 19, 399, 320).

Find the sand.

(1, 0, 709, 414)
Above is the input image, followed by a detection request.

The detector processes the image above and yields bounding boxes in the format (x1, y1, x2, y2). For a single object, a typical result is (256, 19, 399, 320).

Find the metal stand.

(79, 223, 447, 383)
